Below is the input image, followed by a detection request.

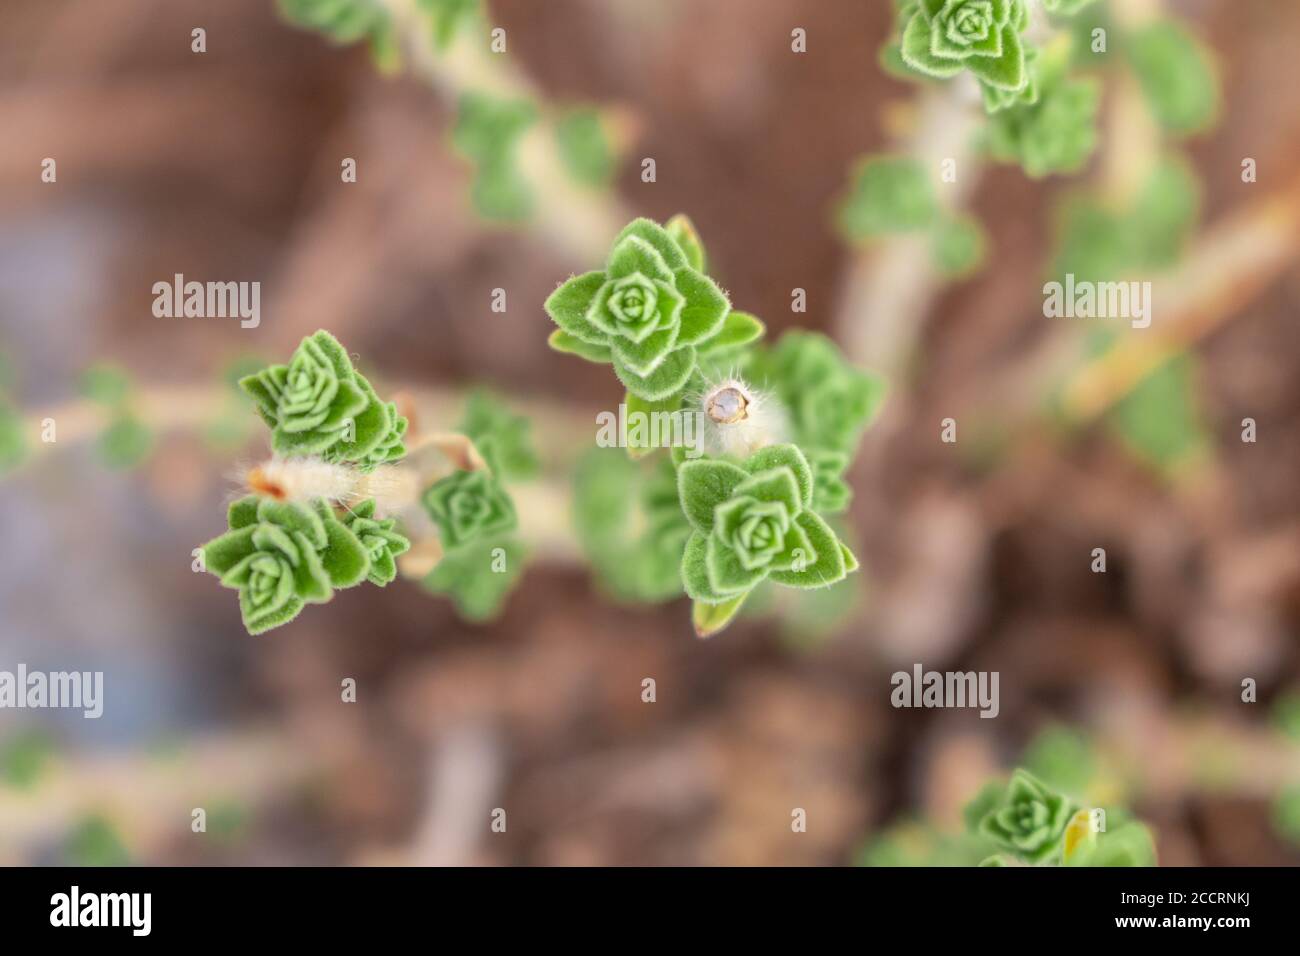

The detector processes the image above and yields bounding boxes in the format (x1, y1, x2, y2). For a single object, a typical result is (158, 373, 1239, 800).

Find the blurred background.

(1, 0, 1298, 865)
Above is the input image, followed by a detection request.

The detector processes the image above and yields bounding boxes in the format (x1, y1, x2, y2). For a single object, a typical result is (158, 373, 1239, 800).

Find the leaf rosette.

(899, 0, 1031, 93)
(545, 218, 732, 401)
(343, 499, 411, 586)
(202, 496, 370, 635)
(678, 444, 858, 608)
(976, 769, 1077, 864)
(422, 467, 518, 550)
(239, 330, 407, 472)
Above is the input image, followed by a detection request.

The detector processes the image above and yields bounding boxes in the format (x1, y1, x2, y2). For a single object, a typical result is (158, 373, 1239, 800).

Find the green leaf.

(422, 537, 526, 621)
(79, 364, 132, 406)
(0, 403, 27, 473)
(612, 218, 689, 272)
(976, 769, 1077, 865)
(1066, 819, 1158, 867)
(838, 155, 938, 240)
(733, 467, 801, 516)
(240, 590, 306, 635)
(548, 330, 611, 363)
(963, 781, 1008, 832)
(963, 25, 1025, 91)
(677, 459, 750, 531)
(545, 271, 609, 345)
(323, 372, 392, 465)
(985, 68, 1100, 179)
(422, 468, 518, 549)
(612, 344, 697, 402)
(767, 511, 849, 588)
(97, 414, 153, 469)
(692, 593, 747, 638)
(1126, 20, 1219, 136)
(672, 268, 729, 345)
(699, 310, 764, 354)
(1108, 350, 1207, 474)
(705, 534, 769, 594)
(452, 93, 538, 221)
(342, 497, 411, 587)
(65, 815, 131, 866)
(899, 10, 964, 79)
(681, 530, 736, 603)
(740, 444, 813, 509)
(1130, 154, 1201, 269)
(1, 729, 55, 788)
(313, 501, 371, 588)
(623, 390, 686, 458)
(228, 496, 261, 530)
(416, 0, 480, 51)
(1022, 725, 1095, 795)
(555, 107, 616, 187)
(1274, 786, 1300, 846)
(931, 215, 987, 277)
(458, 390, 539, 481)
(665, 214, 707, 273)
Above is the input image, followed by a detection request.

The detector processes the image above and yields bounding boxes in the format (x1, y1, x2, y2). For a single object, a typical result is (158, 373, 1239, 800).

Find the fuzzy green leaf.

(1109, 351, 1207, 475)
(1126, 20, 1219, 136)
(422, 468, 518, 550)
(452, 93, 538, 221)
(612, 344, 696, 402)
(416, 0, 480, 51)
(79, 365, 132, 407)
(985, 68, 1101, 178)
(931, 215, 987, 277)
(665, 214, 707, 273)
(740, 444, 814, 509)
(545, 271, 609, 345)
(458, 390, 539, 481)
(672, 268, 729, 345)
(678, 459, 750, 532)
(1065, 820, 1158, 867)
(313, 501, 371, 588)
(692, 593, 747, 638)
(555, 107, 616, 187)
(548, 330, 612, 364)
(612, 218, 689, 272)
(343, 498, 411, 586)
(698, 310, 764, 355)
(228, 496, 261, 531)
(681, 530, 733, 603)
(97, 415, 153, 469)
(838, 155, 938, 240)
(975, 769, 1077, 865)
(0, 403, 28, 473)
(766, 511, 848, 588)
(422, 536, 525, 621)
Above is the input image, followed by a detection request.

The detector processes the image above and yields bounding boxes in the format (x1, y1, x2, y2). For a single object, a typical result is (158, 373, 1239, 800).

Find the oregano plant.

(547, 216, 884, 636)
(196, 331, 533, 634)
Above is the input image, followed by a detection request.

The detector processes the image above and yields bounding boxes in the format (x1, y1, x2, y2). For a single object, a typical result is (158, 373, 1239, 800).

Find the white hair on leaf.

(244, 457, 418, 516)
(692, 372, 787, 458)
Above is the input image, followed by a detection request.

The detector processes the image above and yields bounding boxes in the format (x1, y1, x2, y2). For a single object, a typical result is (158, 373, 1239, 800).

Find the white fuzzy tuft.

(692, 374, 787, 458)
(244, 457, 418, 517)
